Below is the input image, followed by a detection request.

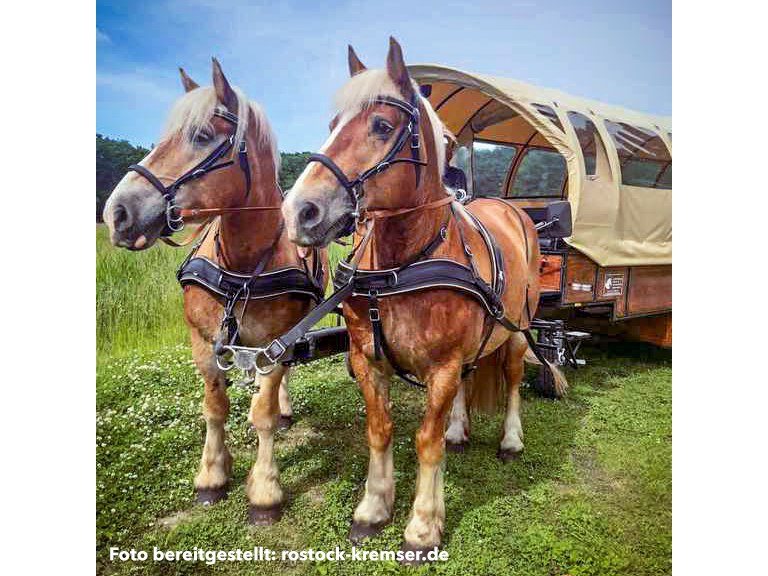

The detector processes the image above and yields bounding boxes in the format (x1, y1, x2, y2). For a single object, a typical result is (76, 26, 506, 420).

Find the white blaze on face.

(283, 118, 351, 242)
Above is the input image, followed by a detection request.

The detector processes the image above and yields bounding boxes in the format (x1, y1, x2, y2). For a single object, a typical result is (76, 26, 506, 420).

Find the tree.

(96, 134, 314, 221)
(96, 134, 149, 221)
(278, 152, 312, 191)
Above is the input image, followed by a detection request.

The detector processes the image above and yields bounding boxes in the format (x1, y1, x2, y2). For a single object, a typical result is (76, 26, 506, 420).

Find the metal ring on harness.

(216, 344, 277, 375)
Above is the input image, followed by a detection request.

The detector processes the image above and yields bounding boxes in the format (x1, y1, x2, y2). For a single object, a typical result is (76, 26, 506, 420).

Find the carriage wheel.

(531, 332, 561, 399)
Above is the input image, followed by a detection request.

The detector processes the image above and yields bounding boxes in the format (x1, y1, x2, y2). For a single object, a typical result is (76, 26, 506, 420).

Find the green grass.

(96, 228, 672, 575)
(96, 225, 349, 355)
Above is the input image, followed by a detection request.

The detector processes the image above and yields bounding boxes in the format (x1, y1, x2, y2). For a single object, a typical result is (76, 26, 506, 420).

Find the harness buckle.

(411, 130, 420, 149)
(262, 339, 287, 364)
(375, 161, 390, 174)
(191, 168, 207, 179)
(239, 139, 247, 153)
(440, 226, 448, 241)
(369, 308, 380, 322)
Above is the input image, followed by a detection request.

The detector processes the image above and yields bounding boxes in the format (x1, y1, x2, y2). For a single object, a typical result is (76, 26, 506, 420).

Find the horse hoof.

(195, 485, 228, 505)
(446, 441, 467, 453)
(399, 543, 438, 566)
(277, 415, 293, 431)
(496, 448, 523, 463)
(247, 503, 283, 526)
(349, 520, 387, 544)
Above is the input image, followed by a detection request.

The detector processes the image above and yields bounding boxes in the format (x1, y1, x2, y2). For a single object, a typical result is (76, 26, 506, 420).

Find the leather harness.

(124, 105, 324, 355)
(258, 92, 555, 385)
(176, 221, 325, 355)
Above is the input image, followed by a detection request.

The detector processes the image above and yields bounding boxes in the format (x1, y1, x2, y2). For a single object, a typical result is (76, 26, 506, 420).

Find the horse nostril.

(298, 200, 323, 228)
(112, 203, 132, 232)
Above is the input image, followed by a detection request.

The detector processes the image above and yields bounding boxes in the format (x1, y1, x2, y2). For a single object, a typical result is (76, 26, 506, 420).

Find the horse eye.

(372, 118, 394, 136)
(194, 131, 213, 145)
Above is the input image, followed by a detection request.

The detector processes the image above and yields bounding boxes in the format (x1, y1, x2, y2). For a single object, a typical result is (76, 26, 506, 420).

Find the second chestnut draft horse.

(103, 59, 327, 524)
(282, 38, 567, 556)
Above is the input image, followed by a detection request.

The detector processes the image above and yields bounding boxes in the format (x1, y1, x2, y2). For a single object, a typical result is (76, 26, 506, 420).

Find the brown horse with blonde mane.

(282, 38, 566, 557)
(103, 59, 327, 523)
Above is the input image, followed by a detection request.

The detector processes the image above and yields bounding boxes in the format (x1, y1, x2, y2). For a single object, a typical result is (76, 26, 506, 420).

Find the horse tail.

(523, 347, 569, 397)
(465, 347, 508, 414)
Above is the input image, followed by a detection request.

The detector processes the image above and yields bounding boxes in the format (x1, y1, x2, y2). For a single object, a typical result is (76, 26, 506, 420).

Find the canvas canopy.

(408, 65, 672, 267)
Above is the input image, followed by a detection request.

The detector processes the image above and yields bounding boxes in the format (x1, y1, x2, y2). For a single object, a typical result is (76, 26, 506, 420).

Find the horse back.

(461, 198, 541, 328)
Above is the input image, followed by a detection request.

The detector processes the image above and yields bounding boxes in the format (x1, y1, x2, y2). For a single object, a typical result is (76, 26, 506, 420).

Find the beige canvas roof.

(409, 64, 672, 267)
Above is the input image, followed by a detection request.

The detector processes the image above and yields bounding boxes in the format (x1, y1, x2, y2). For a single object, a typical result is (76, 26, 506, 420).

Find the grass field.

(96, 225, 672, 575)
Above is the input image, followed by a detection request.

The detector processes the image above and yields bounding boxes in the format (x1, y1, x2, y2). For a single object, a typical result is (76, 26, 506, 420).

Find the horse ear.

(211, 57, 238, 112)
(179, 67, 199, 92)
(386, 36, 414, 100)
(348, 45, 367, 77)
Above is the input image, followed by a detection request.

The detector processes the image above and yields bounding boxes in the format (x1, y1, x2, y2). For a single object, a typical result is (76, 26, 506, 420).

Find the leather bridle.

(127, 106, 255, 237)
(306, 93, 428, 230)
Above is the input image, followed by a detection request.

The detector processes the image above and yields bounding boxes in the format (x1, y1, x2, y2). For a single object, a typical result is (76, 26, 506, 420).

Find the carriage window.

(657, 162, 672, 188)
(509, 148, 567, 198)
(567, 111, 599, 176)
(532, 103, 563, 131)
(472, 141, 518, 197)
(604, 121, 672, 189)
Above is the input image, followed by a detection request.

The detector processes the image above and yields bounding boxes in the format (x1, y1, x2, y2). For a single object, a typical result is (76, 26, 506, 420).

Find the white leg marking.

(246, 369, 284, 507)
(404, 462, 445, 548)
(353, 441, 394, 525)
(195, 416, 232, 489)
(278, 369, 293, 418)
(445, 382, 469, 445)
(500, 384, 524, 452)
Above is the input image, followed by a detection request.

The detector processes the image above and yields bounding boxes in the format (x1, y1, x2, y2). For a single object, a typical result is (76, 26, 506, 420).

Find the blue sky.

(97, 0, 671, 152)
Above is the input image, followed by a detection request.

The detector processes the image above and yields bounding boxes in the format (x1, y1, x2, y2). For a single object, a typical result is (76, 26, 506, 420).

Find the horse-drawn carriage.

(282, 64, 672, 394)
(103, 43, 671, 555)
(411, 65, 672, 366)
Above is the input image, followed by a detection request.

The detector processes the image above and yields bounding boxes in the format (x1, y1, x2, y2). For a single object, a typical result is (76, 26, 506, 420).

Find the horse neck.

(365, 170, 447, 270)
(218, 133, 283, 272)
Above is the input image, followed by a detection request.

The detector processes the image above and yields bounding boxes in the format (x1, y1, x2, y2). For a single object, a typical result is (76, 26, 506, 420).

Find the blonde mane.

(161, 85, 280, 176)
(333, 69, 445, 177)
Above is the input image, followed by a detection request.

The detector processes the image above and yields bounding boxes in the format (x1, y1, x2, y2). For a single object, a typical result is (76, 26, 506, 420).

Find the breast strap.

(333, 204, 510, 323)
(178, 256, 325, 303)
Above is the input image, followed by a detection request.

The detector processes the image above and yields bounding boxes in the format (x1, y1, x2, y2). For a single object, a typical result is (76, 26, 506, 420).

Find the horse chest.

(346, 290, 485, 366)
(184, 286, 309, 346)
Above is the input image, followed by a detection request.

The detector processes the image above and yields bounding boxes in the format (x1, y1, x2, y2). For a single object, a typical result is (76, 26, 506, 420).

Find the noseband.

(127, 107, 252, 236)
(306, 94, 427, 228)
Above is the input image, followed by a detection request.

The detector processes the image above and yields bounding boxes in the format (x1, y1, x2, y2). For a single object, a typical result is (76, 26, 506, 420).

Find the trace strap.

(258, 222, 375, 366)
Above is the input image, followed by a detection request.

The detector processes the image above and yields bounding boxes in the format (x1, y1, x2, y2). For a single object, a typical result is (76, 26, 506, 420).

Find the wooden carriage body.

(410, 65, 672, 347)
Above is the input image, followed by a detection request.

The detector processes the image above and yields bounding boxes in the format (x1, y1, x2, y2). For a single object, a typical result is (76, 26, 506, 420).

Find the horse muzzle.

(103, 189, 167, 251)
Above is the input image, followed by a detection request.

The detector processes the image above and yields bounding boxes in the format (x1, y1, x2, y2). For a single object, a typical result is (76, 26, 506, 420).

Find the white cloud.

(96, 69, 177, 103)
(96, 28, 111, 44)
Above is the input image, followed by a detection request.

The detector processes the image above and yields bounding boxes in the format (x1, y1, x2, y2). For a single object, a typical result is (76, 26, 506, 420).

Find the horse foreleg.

(246, 365, 287, 524)
(349, 346, 394, 543)
(277, 368, 293, 430)
(403, 358, 462, 558)
(191, 329, 232, 504)
(445, 381, 470, 451)
(498, 334, 527, 462)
